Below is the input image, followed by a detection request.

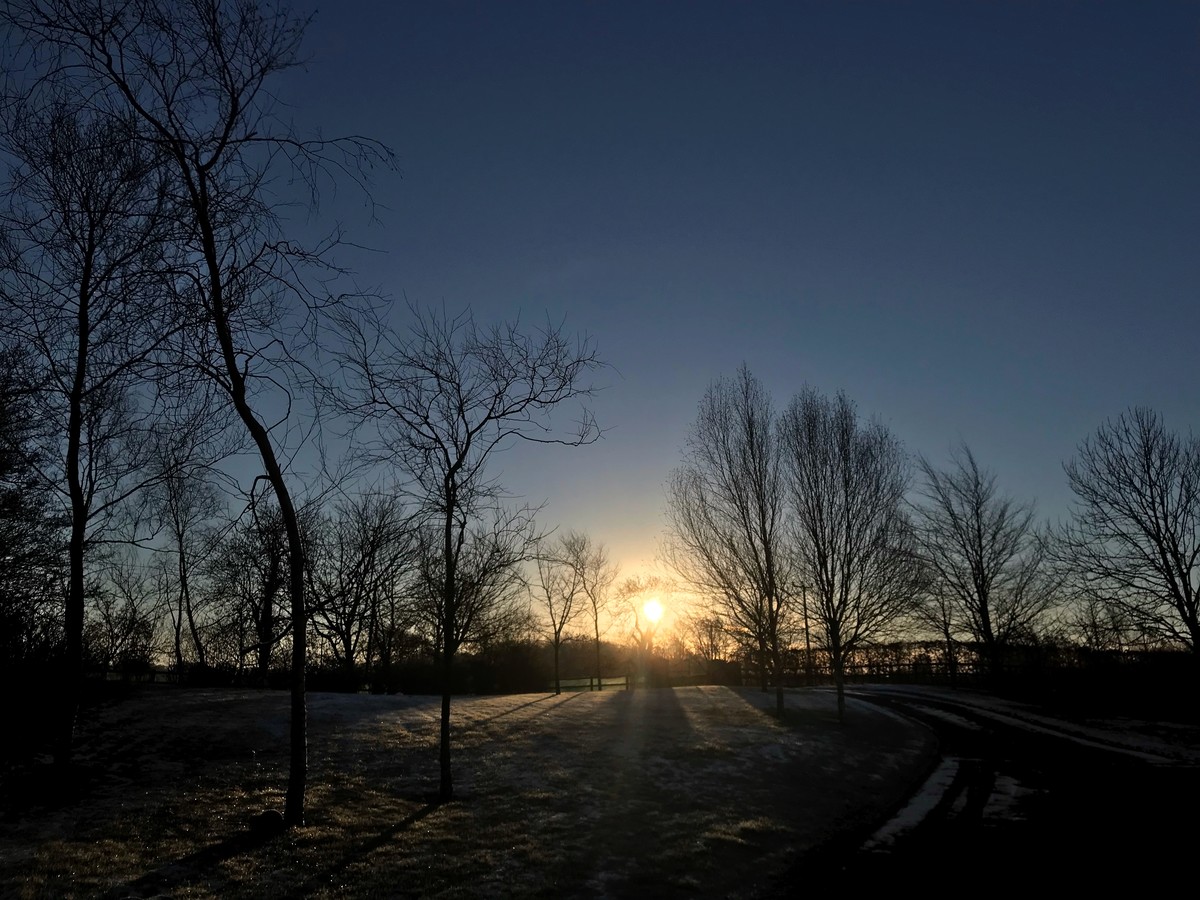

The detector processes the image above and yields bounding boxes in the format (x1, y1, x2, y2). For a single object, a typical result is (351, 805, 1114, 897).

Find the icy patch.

(907, 703, 983, 731)
(861, 757, 959, 851)
(982, 773, 1036, 823)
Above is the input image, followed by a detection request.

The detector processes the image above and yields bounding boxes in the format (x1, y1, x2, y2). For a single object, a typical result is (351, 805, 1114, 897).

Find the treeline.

(660, 366, 1200, 720)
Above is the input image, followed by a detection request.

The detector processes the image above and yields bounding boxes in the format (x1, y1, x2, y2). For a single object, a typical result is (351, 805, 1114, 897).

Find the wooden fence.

(552, 675, 629, 692)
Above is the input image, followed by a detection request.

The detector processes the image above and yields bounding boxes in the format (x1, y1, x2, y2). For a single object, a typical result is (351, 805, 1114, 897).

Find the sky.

(269, 1, 1200, 589)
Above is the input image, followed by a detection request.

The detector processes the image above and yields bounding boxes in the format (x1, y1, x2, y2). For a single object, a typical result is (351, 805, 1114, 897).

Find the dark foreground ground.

(805, 684, 1200, 890)
(0, 685, 936, 899)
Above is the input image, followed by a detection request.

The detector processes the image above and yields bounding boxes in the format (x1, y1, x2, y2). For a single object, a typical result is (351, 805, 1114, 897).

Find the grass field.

(0, 685, 934, 898)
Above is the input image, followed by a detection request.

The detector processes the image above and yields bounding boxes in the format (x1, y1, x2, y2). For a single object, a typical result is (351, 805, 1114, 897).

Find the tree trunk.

(59, 514, 86, 770)
(256, 600, 273, 681)
(758, 638, 769, 692)
(832, 642, 846, 721)
(593, 617, 602, 691)
(802, 591, 813, 686)
(986, 638, 1003, 686)
(439, 656, 453, 801)
(553, 635, 562, 695)
(344, 643, 357, 688)
(285, 546, 307, 825)
(772, 640, 785, 716)
(364, 605, 377, 687)
(193, 152, 308, 827)
(943, 629, 956, 687)
(58, 282, 90, 771)
(179, 540, 207, 669)
(172, 589, 185, 675)
(439, 491, 456, 803)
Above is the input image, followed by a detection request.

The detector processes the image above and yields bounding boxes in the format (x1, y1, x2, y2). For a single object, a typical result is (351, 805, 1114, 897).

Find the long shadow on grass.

(289, 801, 440, 898)
(98, 821, 288, 900)
(567, 690, 717, 897)
(99, 803, 440, 900)
(462, 692, 559, 726)
(609, 686, 696, 751)
(725, 684, 845, 728)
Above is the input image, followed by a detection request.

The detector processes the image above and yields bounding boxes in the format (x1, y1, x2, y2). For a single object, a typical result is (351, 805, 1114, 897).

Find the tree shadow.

(98, 821, 286, 900)
(289, 801, 440, 897)
(464, 691, 569, 727)
(723, 684, 846, 728)
(99, 802, 440, 900)
(606, 686, 697, 760)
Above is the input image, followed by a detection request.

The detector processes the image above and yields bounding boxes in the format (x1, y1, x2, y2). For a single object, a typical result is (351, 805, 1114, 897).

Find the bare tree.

(531, 532, 587, 695)
(1057, 408, 1200, 657)
(914, 444, 1058, 679)
(914, 583, 960, 685)
(149, 445, 231, 675)
(1067, 593, 1141, 653)
(0, 94, 192, 762)
(779, 388, 924, 719)
(663, 366, 793, 714)
(5, 0, 395, 824)
(682, 611, 733, 663)
(306, 488, 414, 685)
(566, 531, 619, 691)
(204, 489, 304, 682)
(0, 343, 65, 668)
(83, 549, 165, 673)
(410, 508, 533, 664)
(340, 303, 603, 800)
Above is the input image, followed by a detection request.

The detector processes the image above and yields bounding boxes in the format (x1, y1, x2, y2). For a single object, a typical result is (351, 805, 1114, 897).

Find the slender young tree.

(340, 303, 602, 801)
(531, 532, 586, 695)
(153, 462, 225, 674)
(146, 391, 238, 677)
(779, 388, 924, 719)
(566, 531, 618, 691)
(914, 444, 1057, 679)
(663, 366, 793, 714)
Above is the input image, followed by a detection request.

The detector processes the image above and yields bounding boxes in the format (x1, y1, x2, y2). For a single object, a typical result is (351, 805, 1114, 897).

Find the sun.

(643, 598, 664, 624)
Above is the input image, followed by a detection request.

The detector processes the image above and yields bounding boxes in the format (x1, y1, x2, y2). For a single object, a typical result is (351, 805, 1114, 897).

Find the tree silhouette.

(1059, 407, 1200, 656)
(569, 532, 619, 691)
(0, 343, 63, 670)
(664, 366, 793, 714)
(532, 532, 587, 695)
(5, 0, 395, 824)
(914, 444, 1057, 680)
(340, 302, 602, 800)
(780, 388, 923, 719)
(306, 488, 415, 686)
(0, 98, 188, 764)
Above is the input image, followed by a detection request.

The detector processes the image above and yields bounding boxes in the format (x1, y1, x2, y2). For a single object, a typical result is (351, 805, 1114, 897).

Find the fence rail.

(552, 675, 628, 692)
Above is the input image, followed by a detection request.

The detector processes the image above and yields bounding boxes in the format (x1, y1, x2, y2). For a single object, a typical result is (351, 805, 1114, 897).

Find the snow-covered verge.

(842, 683, 1200, 765)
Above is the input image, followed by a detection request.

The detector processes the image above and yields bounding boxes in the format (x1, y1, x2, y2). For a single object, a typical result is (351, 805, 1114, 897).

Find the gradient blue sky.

(276, 1, 1199, 582)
